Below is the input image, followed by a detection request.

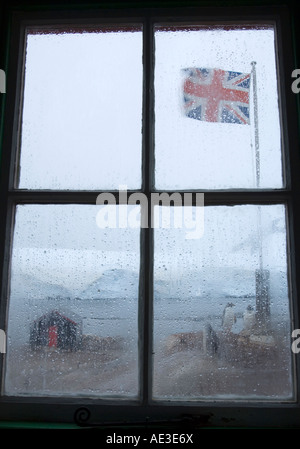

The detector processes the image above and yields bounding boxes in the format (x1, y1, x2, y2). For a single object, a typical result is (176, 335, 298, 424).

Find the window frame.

(0, 4, 300, 428)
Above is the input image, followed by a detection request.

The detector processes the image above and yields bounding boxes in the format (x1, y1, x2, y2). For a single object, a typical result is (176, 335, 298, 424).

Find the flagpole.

(251, 61, 263, 270)
(251, 61, 260, 190)
(251, 61, 270, 331)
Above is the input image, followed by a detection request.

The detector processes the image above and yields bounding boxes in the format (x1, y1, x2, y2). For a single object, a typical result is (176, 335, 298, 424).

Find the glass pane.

(18, 28, 143, 190)
(154, 25, 283, 189)
(153, 204, 294, 400)
(5, 204, 140, 398)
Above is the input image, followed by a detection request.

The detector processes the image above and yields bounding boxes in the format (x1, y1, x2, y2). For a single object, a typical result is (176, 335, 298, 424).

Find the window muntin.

(18, 28, 143, 190)
(154, 25, 282, 190)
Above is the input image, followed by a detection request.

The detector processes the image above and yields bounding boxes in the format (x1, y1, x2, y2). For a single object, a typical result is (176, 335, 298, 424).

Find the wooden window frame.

(0, 5, 300, 428)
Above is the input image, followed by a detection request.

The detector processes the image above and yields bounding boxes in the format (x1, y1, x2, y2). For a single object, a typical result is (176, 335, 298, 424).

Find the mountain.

(9, 271, 72, 300)
(80, 269, 140, 300)
(79, 267, 264, 301)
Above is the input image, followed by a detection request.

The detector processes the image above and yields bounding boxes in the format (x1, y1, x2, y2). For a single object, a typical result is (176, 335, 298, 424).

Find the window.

(0, 5, 300, 428)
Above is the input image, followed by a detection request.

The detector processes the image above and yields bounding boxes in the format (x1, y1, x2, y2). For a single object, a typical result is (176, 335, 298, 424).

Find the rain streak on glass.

(154, 25, 283, 190)
(153, 205, 294, 401)
(18, 28, 143, 190)
(5, 204, 140, 398)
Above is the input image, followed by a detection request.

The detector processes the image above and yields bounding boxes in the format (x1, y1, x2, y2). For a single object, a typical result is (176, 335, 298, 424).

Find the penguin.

(243, 305, 256, 334)
(221, 303, 236, 332)
(204, 322, 219, 355)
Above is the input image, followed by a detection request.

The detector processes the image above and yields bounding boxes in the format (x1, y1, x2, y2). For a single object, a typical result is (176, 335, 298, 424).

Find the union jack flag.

(182, 68, 251, 125)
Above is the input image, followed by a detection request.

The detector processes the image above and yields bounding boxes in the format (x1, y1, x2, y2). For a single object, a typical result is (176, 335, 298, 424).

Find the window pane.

(153, 204, 294, 400)
(154, 25, 283, 189)
(18, 28, 143, 190)
(5, 204, 140, 398)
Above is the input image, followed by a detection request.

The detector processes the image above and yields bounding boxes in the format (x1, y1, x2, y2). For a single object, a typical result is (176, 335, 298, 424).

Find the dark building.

(30, 310, 82, 351)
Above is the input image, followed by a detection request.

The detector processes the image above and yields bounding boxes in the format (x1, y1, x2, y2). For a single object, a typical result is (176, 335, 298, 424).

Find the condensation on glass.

(4, 204, 140, 397)
(18, 27, 143, 190)
(154, 25, 283, 190)
(153, 205, 294, 400)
